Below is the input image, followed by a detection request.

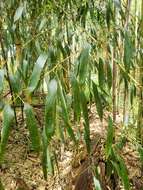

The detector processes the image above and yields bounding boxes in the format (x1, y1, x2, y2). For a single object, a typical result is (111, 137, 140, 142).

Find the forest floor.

(0, 105, 143, 190)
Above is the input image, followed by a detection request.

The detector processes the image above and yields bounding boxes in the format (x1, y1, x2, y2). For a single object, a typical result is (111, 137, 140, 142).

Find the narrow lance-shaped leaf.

(106, 1, 112, 30)
(45, 79, 57, 142)
(80, 91, 90, 153)
(105, 116, 114, 158)
(57, 78, 76, 143)
(9, 72, 22, 94)
(93, 176, 102, 190)
(78, 46, 90, 85)
(0, 105, 14, 164)
(28, 53, 48, 93)
(112, 148, 130, 190)
(124, 32, 133, 72)
(0, 69, 4, 93)
(42, 128, 54, 180)
(42, 130, 48, 180)
(119, 157, 130, 190)
(92, 82, 103, 121)
(106, 61, 112, 90)
(39, 18, 47, 31)
(71, 75, 81, 122)
(24, 103, 41, 152)
(14, 4, 24, 22)
(98, 57, 106, 88)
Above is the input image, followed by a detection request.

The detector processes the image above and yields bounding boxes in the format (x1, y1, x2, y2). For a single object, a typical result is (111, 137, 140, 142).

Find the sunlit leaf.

(28, 53, 48, 93)
(14, 4, 24, 22)
(45, 79, 57, 142)
(93, 176, 102, 190)
(39, 18, 47, 31)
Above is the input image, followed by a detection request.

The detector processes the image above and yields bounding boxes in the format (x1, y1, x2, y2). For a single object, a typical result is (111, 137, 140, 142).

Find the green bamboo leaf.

(92, 82, 103, 121)
(124, 32, 133, 72)
(106, 61, 112, 90)
(98, 58, 105, 88)
(0, 105, 14, 164)
(24, 103, 41, 152)
(105, 116, 114, 158)
(28, 53, 48, 93)
(80, 91, 90, 153)
(9, 72, 22, 94)
(116, 136, 127, 150)
(114, 0, 121, 8)
(42, 129, 48, 180)
(119, 159, 130, 190)
(138, 146, 143, 165)
(78, 46, 90, 84)
(42, 129, 54, 180)
(111, 161, 122, 180)
(106, 1, 112, 30)
(39, 18, 47, 31)
(46, 147, 54, 175)
(45, 79, 57, 142)
(0, 69, 4, 93)
(112, 149, 130, 190)
(71, 75, 81, 122)
(14, 4, 24, 22)
(58, 79, 76, 143)
(93, 176, 102, 190)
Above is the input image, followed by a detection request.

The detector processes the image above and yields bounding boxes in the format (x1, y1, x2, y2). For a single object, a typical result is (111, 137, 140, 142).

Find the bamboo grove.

(0, 0, 143, 189)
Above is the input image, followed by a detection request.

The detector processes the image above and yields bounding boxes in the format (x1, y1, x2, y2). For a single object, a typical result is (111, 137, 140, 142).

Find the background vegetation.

(0, 0, 143, 189)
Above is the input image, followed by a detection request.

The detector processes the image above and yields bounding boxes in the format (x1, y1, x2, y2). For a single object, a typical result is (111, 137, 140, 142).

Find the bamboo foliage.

(0, 0, 143, 186)
(0, 105, 14, 164)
